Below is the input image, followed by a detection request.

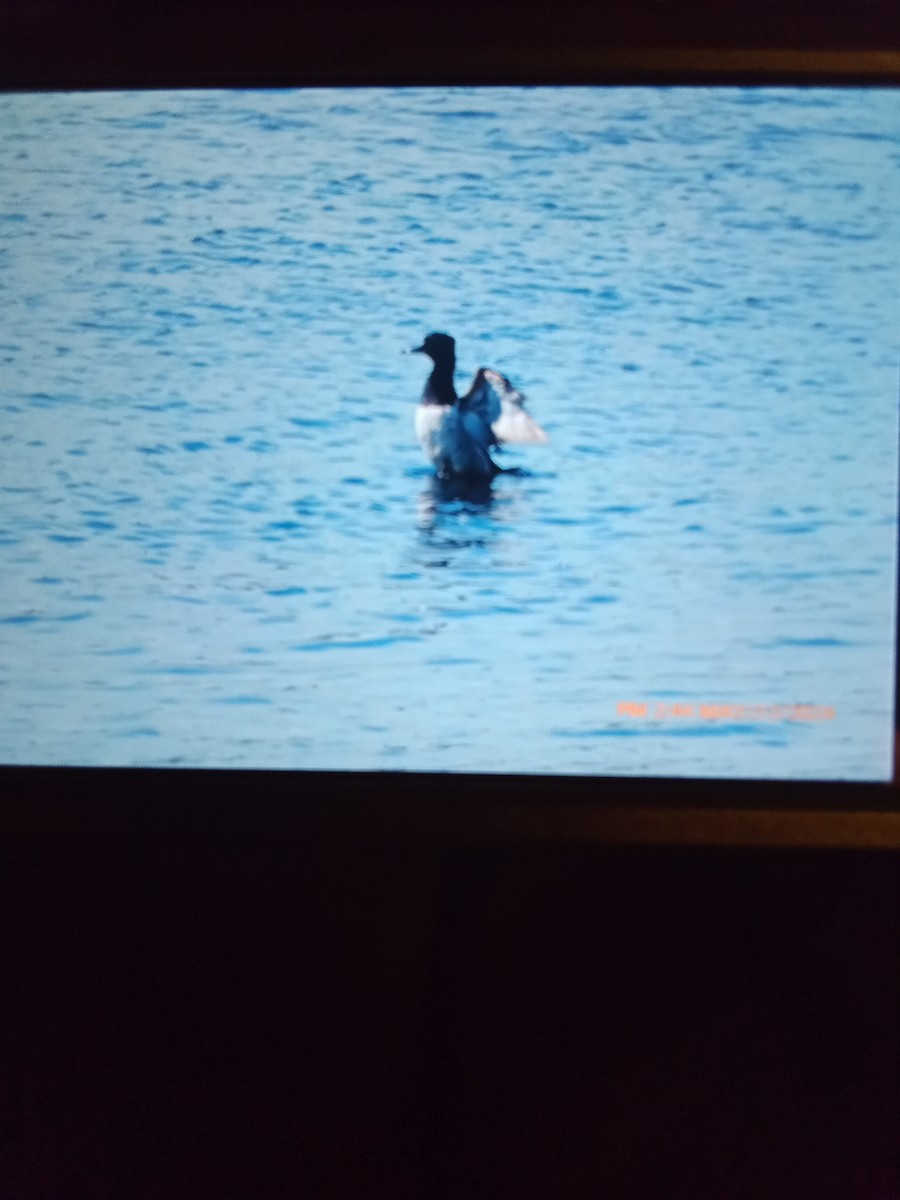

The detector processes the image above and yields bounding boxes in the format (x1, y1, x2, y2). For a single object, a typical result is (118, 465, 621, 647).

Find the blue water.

(1, 87, 897, 778)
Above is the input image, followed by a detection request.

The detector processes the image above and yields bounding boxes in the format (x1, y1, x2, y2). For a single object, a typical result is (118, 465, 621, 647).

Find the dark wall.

(2, 0, 899, 87)
(3, 830, 898, 1198)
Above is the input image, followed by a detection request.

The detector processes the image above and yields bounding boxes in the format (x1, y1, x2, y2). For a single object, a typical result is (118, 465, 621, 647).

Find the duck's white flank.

(414, 403, 448, 466)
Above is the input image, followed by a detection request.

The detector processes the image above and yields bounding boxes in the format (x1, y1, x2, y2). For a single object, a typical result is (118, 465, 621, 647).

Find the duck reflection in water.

(416, 474, 496, 546)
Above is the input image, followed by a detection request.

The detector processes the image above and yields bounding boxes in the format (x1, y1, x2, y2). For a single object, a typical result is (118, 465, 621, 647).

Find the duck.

(411, 332, 548, 480)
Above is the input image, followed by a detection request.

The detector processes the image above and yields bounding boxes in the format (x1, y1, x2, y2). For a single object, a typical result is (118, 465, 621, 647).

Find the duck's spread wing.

(459, 368, 503, 429)
(436, 405, 496, 478)
(476, 367, 549, 445)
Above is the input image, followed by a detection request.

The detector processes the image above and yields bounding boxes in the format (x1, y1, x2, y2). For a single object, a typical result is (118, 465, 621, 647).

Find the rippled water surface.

(1, 87, 897, 777)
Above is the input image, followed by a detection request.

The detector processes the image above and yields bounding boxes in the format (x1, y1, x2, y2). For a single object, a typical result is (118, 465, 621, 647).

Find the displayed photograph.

(0, 86, 897, 778)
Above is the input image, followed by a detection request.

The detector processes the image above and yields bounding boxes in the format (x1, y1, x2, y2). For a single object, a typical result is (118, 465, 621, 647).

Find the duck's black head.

(412, 332, 456, 367)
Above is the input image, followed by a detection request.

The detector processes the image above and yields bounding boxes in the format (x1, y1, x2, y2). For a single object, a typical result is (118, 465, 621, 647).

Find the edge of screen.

(0, 49, 899, 91)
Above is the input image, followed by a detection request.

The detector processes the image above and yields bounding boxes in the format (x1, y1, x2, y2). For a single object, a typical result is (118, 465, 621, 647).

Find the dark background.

(3, 827, 899, 1199)
(2, 0, 899, 1194)
(1, 0, 899, 86)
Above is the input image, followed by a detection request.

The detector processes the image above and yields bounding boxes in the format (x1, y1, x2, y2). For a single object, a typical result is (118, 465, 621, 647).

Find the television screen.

(1, 85, 897, 780)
